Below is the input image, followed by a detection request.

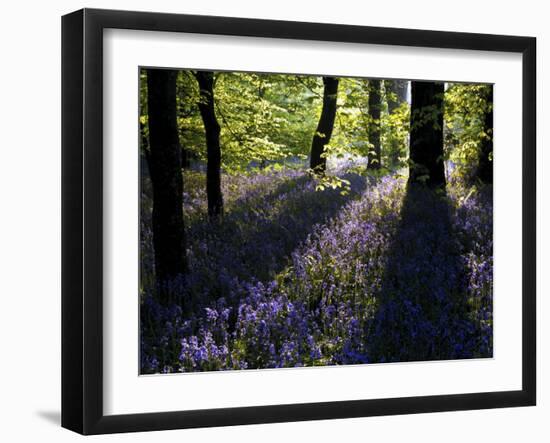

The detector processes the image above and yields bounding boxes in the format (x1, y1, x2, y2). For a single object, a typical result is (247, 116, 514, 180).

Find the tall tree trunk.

(310, 76, 339, 173)
(194, 71, 224, 219)
(477, 85, 493, 184)
(146, 69, 187, 294)
(367, 79, 382, 170)
(408, 81, 446, 188)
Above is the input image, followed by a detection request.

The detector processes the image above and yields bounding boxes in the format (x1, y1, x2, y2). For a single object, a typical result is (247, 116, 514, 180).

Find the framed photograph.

(62, 8, 536, 435)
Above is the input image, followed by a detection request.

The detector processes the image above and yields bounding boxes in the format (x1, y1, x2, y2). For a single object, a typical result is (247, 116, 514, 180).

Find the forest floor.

(140, 165, 493, 373)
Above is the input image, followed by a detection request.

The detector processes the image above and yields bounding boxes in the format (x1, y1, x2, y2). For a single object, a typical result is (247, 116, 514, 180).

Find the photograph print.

(139, 68, 493, 374)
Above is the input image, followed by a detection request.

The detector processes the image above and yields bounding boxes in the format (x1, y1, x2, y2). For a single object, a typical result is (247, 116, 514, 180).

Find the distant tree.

(477, 86, 493, 184)
(367, 79, 382, 170)
(146, 69, 187, 292)
(310, 76, 339, 173)
(176, 71, 206, 169)
(194, 71, 224, 219)
(384, 80, 408, 168)
(409, 81, 446, 188)
(174, 72, 189, 169)
(385, 79, 408, 111)
(444, 83, 492, 183)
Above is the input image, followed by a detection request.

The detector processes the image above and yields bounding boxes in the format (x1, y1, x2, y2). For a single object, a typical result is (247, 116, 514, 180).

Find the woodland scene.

(139, 68, 493, 374)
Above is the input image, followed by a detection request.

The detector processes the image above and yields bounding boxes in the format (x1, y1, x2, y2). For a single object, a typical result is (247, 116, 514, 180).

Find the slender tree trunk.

(146, 69, 187, 294)
(408, 81, 446, 188)
(181, 147, 190, 169)
(310, 76, 339, 173)
(367, 79, 382, 170)
(194, 71, 224, 219)
(477, 86, 493, 184)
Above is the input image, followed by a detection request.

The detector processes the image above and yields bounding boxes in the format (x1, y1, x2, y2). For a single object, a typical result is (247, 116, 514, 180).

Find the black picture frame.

(62, 8, 536, 435)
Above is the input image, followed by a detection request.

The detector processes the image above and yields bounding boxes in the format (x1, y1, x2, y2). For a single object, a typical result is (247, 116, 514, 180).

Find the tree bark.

(477, 86, 493, 184)
(367, 79, 382, 170)
(194, 71, 224, 219)
(146, 69, 187, 292)
(310, 76, 339, 173)
(408, 81, 446, 188)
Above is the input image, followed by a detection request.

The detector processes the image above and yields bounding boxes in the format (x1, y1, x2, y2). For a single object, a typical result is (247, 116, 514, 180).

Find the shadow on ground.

(368, 183, 477, 362)
(186, 173, 367, 289)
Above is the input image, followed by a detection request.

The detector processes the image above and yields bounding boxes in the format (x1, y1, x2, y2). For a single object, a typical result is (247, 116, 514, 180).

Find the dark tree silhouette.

(477, 86, 493, 184)
(409, 81, 446, 188)
(146, 69, 187, 292)
(310, 76, 339, 173)
(367, 79, 382, 170)
(194, 71, 224, 219)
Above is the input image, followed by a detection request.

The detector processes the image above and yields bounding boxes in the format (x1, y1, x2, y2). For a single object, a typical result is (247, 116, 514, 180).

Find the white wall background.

(0, 0, 546, 441)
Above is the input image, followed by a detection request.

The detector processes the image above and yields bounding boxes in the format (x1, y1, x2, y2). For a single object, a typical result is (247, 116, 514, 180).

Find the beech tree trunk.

(310, 76, 339, 173)
(194, 71, 224, 219)
(408, 81, 446, 188)
(367, 79, 382, 170)
(477, 86, 493, 184)
(146, 69, 187, 292)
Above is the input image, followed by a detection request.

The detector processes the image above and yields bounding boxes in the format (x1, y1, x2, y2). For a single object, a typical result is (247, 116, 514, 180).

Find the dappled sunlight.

(139, 68, 493, 374)
(142, 167, 367, 306)
(140, 172, 492, 372)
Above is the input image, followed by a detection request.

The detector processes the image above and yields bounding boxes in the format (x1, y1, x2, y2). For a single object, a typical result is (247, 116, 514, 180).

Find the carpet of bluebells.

(140, 163, 493, 374)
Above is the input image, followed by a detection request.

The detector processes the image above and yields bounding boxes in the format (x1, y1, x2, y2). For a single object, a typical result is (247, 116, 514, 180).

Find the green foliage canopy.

(444, 83, 493, 179)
